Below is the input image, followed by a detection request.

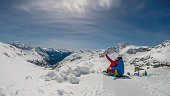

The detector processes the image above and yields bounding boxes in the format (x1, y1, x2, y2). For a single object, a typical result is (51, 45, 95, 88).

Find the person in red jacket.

(104, 53, 118, 76)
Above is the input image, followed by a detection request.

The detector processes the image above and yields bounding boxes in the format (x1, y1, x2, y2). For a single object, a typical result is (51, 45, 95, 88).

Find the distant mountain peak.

(162, 39, 170, 46)
(10, 41, 33, 50)
(104, 42, 131, 54)
(116, 42, 131, 49)
(154, 39, 170, 49)
(44, 48, 55, 52)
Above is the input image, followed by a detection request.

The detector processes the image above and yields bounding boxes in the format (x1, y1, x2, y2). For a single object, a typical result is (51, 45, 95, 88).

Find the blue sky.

(0, 0, 170, 50)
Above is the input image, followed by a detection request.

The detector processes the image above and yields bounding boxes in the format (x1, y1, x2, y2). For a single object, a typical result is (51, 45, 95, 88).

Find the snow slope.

(9, 41, 50, 66)
(0, 40, 170, 96)
(0, 42, 72, 96)
(0, 42, 48, 95)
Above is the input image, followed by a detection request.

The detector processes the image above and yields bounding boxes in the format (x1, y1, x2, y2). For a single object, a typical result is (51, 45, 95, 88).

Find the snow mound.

(71, 67, 90, 77)
(68, 75, 80, 84)
(43, 66, 90, 84)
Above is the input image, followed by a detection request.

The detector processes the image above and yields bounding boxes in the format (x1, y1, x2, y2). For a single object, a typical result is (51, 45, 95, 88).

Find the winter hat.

(117, 57, 122, 61)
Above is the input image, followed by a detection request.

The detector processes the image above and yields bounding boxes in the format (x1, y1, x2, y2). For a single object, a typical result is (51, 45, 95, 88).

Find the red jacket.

(106, 55, 118, 73)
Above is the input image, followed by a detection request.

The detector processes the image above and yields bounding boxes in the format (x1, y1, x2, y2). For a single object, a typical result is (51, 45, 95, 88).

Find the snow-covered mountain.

(43, 39, 169, 96)
(59, 39, 170, 68)
(104, 40, 170, 67)
(0, 40, 170, 96)
(0, 42, 53, 96)
(7, 41, 73, 66)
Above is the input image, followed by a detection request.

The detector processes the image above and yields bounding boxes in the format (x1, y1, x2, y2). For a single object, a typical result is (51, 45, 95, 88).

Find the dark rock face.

(127, 47, 151, 54)
(45, 49, 72, 65)
(129, 55, 168, 67)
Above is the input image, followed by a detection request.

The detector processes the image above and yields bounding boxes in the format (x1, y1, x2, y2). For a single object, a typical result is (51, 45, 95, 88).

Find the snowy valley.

(0, 40, 170, 96)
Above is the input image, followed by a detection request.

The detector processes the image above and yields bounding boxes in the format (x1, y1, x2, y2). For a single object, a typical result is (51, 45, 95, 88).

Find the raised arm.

(106, 54, 114, 63)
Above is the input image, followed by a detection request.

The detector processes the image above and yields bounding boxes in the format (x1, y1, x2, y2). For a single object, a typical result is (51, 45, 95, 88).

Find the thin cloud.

(16, 5, 32, 13)
(16, 0, 120, 15)
(14, 0, 120, 36)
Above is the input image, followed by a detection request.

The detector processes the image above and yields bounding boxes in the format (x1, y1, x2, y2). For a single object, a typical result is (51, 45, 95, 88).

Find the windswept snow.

(0, 40, 170, 96)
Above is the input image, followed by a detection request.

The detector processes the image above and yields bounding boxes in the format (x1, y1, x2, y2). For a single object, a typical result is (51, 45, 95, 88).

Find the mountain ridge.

(0, 40, 169, 68)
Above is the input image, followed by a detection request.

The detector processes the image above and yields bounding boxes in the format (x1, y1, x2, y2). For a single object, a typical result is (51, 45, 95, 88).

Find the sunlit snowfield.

(0, 40, 170, 96)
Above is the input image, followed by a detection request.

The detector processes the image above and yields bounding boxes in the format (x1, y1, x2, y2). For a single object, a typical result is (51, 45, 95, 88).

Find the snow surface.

(0, 40, 170, 96)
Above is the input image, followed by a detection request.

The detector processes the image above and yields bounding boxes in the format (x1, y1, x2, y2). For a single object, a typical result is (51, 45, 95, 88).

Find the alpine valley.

(0, 40, 170, 96)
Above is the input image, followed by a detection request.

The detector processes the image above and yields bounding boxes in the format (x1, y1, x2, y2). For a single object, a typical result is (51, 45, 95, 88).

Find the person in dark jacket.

(108, 56, 124, 76)
(104, 53, 118, 75)
(104, 53, 124, 76)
